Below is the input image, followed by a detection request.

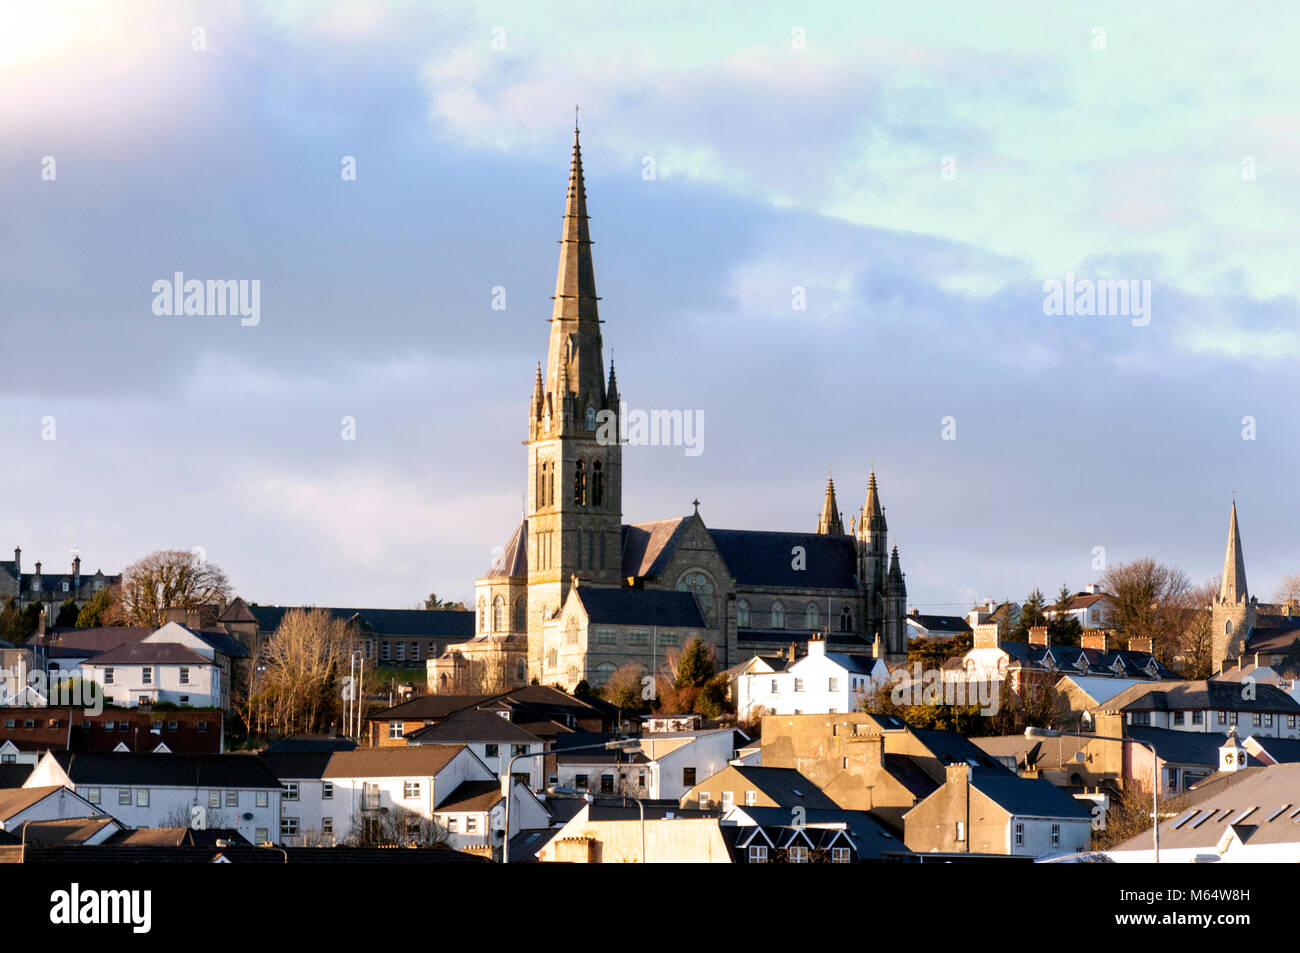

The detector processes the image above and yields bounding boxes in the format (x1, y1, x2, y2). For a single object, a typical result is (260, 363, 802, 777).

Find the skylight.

(1264, 804, 1291, 822)
(1228, 806, 1257, 825)
(1170, 810, 1199, 830)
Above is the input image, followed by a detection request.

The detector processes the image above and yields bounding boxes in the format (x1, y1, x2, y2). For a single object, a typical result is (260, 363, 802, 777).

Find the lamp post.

(1024, 726, 1159, 863)
(502, 738, 639, 864)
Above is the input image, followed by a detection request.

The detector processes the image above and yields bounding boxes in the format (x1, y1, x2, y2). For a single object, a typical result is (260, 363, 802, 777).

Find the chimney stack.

(1081, 631, 1109, 652)
(72, 555, 81, 590)
(1128, 636, 1154, 655)
(973, 623, 1000, 651)
(1028, 626, 1050, 647)
(13, 547, 19, 575)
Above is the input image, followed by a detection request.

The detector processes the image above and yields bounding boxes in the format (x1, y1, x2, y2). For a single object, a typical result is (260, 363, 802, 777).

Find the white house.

(0, 784, 111, 835)
(1044, 586, 1117, 630)
(734, 638, 889, 718)
(432, 777, 551, 853)
(551, 728, 739, 803)
(24, 750, 283, 844)
(402, 706, 548, 792)
(82, 642, 221, 709)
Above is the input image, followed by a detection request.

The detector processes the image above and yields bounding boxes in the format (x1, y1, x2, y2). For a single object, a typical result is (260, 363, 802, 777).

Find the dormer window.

(497, 710, 511, 721)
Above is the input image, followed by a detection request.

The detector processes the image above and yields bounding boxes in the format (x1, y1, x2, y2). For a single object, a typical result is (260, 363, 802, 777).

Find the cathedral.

(438, 127, 909, 693)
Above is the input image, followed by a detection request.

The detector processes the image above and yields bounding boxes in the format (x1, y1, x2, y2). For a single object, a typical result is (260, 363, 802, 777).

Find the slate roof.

(434, 780, 504, 814)
(720, 767, 838, 808)
(51, 752, 283, 789)
(483, 520, 528, 579)
(969, 774, 1092, 819)
(1100, 680, 1300, 714)
(217, 597, 258, 624)
(1124, 726, 1266, 768)
(822, 652, 885, 675)
(909, 728, 1016, 776)
(322, 745, 467, 779)
(709, 529, 859, 590)
(15, 816, 117, 846)
(108, 827, 251, 847)
(11, 844, 490, 863)
(405, 706, 545, 745)
(505, 827, 561, 863)
(84, 642, 212, 666)
(0, 786, 67, 822)
(1244, 614, 1300, 654)
(574, 586, 705, 628)
(1055, 675, 1154, 707)
(260, 751, 336, 781)
(724, 806, 909, 860)
(997, 641, 1176, 679)
(907, 614, 973, 635)
(263, 734, 358, 753)
(371, 694, 494, 722)
(247, 606, 474, 639)
(0, 764, 33, 789)
(620, 519, 691, 579)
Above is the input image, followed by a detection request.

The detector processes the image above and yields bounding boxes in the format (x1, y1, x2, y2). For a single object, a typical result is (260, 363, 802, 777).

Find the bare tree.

(346, 806, 452, 848)
(1274, 573, 1300, 604)
(253, 608, 356, 735)
(1164, 577, 1218, 678)
(117, 549, 232, 627)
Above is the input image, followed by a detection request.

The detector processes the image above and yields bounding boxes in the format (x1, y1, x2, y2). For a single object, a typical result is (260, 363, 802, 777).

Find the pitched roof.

(259, 751, 336, 781)
(405, 706, 545, 745)
(907, 614, 973, 635)
(217, 597, 258, 624)
(482, 520, 528, 579)
(263, 734, 358, 753)
(434, 779, 503, 814)
(724, 805, 908, 860)
(1124, 726, 1265, 768)
(322, 745, 467, 779)
(573, 586, 705, 628)
(14, 816, 117, 845)
(0, 764, 33, 789)
(51, 752, 283, 789)
(0, 785, 67, 822)
(969, 774, 1092, 819)
(1100, 680, 1300, 714)
(722, 767, 838, 808)
(84, 642, 212, 666)
(620, 519, 690, 579)
(247, 606, 474, 639)
(13, 844, 490, 863)
(709, 529, 859, 590)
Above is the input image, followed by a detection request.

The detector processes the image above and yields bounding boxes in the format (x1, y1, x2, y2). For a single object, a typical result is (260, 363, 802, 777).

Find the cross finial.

(575, 104, 580, 132)
(692, 498, 701, 514)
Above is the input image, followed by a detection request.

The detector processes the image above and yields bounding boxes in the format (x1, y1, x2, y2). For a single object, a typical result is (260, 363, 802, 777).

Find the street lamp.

(1024, 726, 1159, 862)
(502, 738, 639, 864)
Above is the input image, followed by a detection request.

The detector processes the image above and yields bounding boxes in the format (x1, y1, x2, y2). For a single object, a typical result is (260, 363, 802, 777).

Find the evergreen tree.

(1047, 584, 1083, 647)
(55, 599, 80, 627)
(675, 637, 716, 689)
(1011, 589, 1048, 641)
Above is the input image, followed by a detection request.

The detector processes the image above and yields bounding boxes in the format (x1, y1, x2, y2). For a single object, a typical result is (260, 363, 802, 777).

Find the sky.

(2, 0, 1298, 613)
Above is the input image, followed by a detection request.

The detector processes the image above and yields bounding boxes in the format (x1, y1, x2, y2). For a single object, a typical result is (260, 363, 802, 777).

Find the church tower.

(857, 471, 888, 600)
(1211, 500, 1255, 672)
(525, 125, 624, 677)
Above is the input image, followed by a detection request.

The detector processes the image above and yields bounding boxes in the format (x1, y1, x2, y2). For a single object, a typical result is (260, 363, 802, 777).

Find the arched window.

(806, 603, 819, 630)
(566, 665, 579, 685)
(595, 662, 616, 686)
(574, 459, 586, 505)
(566, 616, 580, 645)
(586, 406, 597, 430)
(1225, 620, 1233, 635)
(492, 595, 505, 632)
(546, 649, 558, 670)
(677, 571, 715, 615)
(592, 460, 605, 506)
(736, 599, 750, 627)
(840, 605, 853, 632)
(516, 658, 527, 681)
(477, 597, 487, 634)
(514, 596, 526, 632)
(771, 601, 785, 629)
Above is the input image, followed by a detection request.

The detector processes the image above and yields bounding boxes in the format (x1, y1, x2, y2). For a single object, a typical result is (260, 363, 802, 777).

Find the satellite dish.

(242, 812, 254, 821)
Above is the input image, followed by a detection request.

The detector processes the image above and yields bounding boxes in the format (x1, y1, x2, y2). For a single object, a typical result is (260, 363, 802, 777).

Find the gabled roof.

(50, 752, 283, 789)
(405, 706, 545, 745)
(907, 614, 973, 635)
(263, 734, 358, 753)
(15, 815, 117, 845)
(1100, 680, 1300, 714)
(821, 652, 886, 675)
(434, 779, 504, 814)
(0, 764, 33, 789)
(322, 745, 468, 780)
(723, 806, 908, 860)
(620, 519, 691, 579)
(969, 774, 1092, 819)
(1124, 726, 1266, 768)
(247, 606, 474, 639)
(0, 785, 70, 822)
(573, 586, 705, 628)
(709, 529, 858, 590)
(720, 767, 838, 808)
(259, 751, 336, 781)
(217, 597, 258, 624)
(83, 642, 212, 666)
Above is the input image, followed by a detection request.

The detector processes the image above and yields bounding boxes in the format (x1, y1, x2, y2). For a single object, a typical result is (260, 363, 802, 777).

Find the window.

(119, 789, 132, 806)
(1173, 711, 1185, 725)
(179, 696, 189, 705)
(594, 662, 616, 686)
(281, 817, 298, 837)
(683, 767, 697, 786)
(136, 789, 149, 807)
(737, 600, 750, 627)
(592, 460, 605, 506)
(104, 721, 115, 731)
(446, 817, 459, 832)
(575, 774, 589, 790)
(831, 847, 850, 863)
(771, 602, 785, 629)
(511, 744, 528, 757)
(794, 678, 804, 693)
(104, 668, 114, 685)
(478, 597, 487, 633)
(1051, 823, 1061, 847)
(699, 791, 711, 808)
(1014, 823, 1024, 846)
(141, 667, 152, 685)
(829, 677, 839, 692)
(1290, 715, 1298, 729)
(395, 642, 406, 662)
(381, 642, 391, 662)
(1229, 711, 1238, 725)
(566, 616, 580, 645)
(255, 828, 268, 844)
(485, 743, 499, 758)
(179, 667, 190, 685)
(197, 721, 208, 733)
(284, 782, 299, 801)
(721, 791, 733, 808)
(1192, 710, 1204, 724)
(627, 630, 649, 646)
(955, 821, 965, 842)
(514, 597, 527, 632)
(1217, 710, 1227, 725)
(1130, 712, 1151, 726)
(404, 781, 421, 799)
(595, 627, 616, 645)
(2, 719, 11, 729)
(321, 818, 333, 835)
(1253, 712, 1262, 726)
(574, 459, 587, 505)
(789, 846, 809, 863)
(770, 679, 779, 693)
(749, 845, 768, 863)
(546, 649, 557, 669)
(840, 605, 853, 632)
(86, 788, 101, 805)
(322, 782, 333, 800)
(466, 816, 478, 833)
(493, 595, 505, 632)
(389, 721, 404, 739)
(745, 790, 757, 806)
(168, 721, 178, 731)
(601, 774, 615, 794)
(226, 791, 238, 807)
(806, 604, 819, 629)
(256, 791, 269, 808)
(209, 790, 221, 808)
(1264, 713, 1275, 727)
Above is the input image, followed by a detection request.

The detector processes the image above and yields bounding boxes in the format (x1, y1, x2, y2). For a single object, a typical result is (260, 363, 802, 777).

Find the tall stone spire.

(816, 476, 844, 534)
(551, 127, 599, 324)
(1220, 501, 1248, 604)
(864, 469, 884, 522)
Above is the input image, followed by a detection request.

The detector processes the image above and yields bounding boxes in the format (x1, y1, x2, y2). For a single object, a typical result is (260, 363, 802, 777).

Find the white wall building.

(734, 639, 889, 718)
(82, 643, 221, 709)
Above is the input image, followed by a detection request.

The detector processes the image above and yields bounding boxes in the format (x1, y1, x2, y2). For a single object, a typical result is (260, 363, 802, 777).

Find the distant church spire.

(816, 476, 844, 534)
(551, 126, 600, 325)
(1220, 500, 1248, 604)
(865, 469, 883, 521)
